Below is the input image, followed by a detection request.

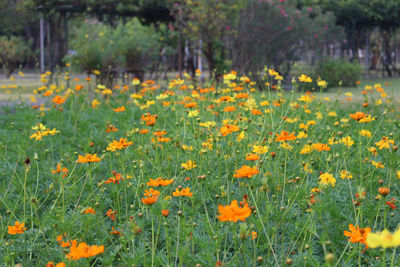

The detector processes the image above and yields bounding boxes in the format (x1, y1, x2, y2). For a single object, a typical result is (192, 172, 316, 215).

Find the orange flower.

(220, 124, 239, 137)
(75, 84, 83, 91)
(139, 129, 150, 134)
(235, 93, 249, 99)
(223, 106, 236, 112)
(153, 130, 167, 137)
(44, 90, 53, 96)
(172, 187, 193, 197)
(76, 154, 101, 163)
(106, 125, 118, 133)
(344, 224, 371, 247)
(146, 177, 174, 187)
(250, 231, 257, 239)
(84, 207, 96, 214)
(154, 136, 170, 143)
(234, 165, 259, 178)
(57, 235, 77, 248)
(106, 209, 116, 221)
(218, 200, 251, 222)
(46, 262, 65, 267)
(141, 113, 158, 126)
(312, 143, 330, 152)
(349, 112, 367, 121)
(162, 209, 170, 217)
(275, 131, 296, 142)
(106, 138, 133, 152)
(110, 227, 124, 236)
(104, 171, 124, 184)
(8, 221, 27, 234)
(113, 106, 126, 112)
(52, 95, 66, 105)
(246, 153, 260, 161)
(184, 102, 198, 108)
(60, 240, 76, 248)
(52, 163, 69, 178)
(66, 242, 104, 260)
(141, 195, 158, 205)
(144, 188, 160, 197)
(251, 109, 262, 115)
(141, 188, 160, 205)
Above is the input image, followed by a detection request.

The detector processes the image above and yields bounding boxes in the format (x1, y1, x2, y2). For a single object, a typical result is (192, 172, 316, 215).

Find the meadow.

(0, 69, 399, 266)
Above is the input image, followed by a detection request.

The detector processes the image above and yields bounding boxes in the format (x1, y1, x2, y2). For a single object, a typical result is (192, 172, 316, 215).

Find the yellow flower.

(237, 131, 246, 142)
(252, 145, 268, 154)
(298, 95, 312, 103)
(340, 170, 353, 179)
(359, 115, 375, 123)
(188, 109, 199, 117)
(317, 80, 327, 88)
(298, 74, 312, 83)
(130, 93, 143, 99)
(359, 129, 371, 137)
(280, 142, 293, 150)
(300, 145, 313, 154)
(199, 121, 216, 128)
(132, 78, 141, 85)
(181, 145, 194, 151)
(223, 72, 236, 81)
(366, 229, 400, 248)
(268, 69, 279, 76)
(303, 163, 313, 173)
(319, 172, 336, 187)
(297, 131, 308, 139)
(340, 136, 354, 148)
(375, 136, 395, 150)
(368, 147, 377, 157)
(181, 160, 197, 170)
(371, 160, 384, 169)
(327, 111, 337, 117)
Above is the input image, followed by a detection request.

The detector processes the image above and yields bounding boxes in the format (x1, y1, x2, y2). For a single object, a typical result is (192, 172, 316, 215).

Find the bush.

(67, 19, 161, 83)
(315, 59, 363, 88)
(0, 36, 31, 78)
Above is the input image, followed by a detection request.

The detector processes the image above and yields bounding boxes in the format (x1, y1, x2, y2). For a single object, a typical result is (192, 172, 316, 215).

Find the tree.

(170, 0, 243, 77)
(0, 36, 31, 77)
(321, 0, 400, 76)
(232, 0, 342, 77)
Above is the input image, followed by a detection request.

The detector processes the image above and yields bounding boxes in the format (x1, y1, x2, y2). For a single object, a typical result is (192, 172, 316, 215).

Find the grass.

(0, 70, 400, 266)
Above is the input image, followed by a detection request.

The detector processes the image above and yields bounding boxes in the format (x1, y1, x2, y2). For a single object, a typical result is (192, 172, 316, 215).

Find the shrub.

(0, 36, 31, 78)
(67, 19, 161, 83)
(315, 59, 363, 88)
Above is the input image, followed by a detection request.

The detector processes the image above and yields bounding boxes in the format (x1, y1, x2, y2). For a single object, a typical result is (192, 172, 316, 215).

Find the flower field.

(1, 70, 400, 266)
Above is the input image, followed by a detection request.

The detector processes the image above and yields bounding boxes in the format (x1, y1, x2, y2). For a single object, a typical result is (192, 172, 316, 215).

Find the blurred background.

(1, 0, 400, 88)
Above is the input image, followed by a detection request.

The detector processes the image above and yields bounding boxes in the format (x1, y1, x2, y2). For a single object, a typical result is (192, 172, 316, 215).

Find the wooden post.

(40, 14, 45, 73)
(46, 16, 52, 71)
(198, 39, 202, 77)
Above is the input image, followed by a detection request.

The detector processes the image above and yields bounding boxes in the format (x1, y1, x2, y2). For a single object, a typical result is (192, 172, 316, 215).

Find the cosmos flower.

(8, 221, 27, 235)
(218, 200, 251, 222)
(234, 165, 259, 178)
(66, 242, 104, 260)
(76, 154, 101, 163)
(344, 224, 371, 247)
(275, 131, 296, 142)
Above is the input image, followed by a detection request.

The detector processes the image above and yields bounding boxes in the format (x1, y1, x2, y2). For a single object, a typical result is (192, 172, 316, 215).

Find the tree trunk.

(204, 41, 215, 78)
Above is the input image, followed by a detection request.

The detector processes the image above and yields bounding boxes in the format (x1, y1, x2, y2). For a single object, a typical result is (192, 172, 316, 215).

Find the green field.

(0, 71, 399, 266)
